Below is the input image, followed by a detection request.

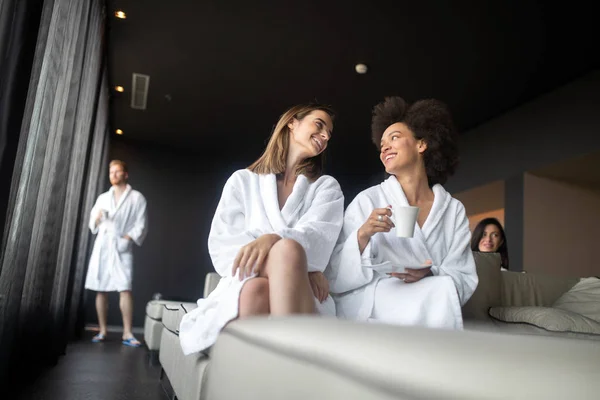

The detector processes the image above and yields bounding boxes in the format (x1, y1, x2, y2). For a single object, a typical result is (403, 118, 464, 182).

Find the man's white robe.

(179, 170, 344, 355)
(85, 185, 148, 292)
(326, 176, 478, 329)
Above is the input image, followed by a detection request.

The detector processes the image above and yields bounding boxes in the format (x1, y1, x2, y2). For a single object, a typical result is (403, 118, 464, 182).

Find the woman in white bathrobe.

(180, 103, 344, 354)
(327, 96, 478, 330)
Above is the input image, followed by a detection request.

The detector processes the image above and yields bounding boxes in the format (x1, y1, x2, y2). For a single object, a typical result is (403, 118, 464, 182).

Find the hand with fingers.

(308, 271, 329, 303)
(389, 259, 434, 283)
(357, 205, 395, 252)
(232, 233, 281, 280)
(95, 209, 107, 226)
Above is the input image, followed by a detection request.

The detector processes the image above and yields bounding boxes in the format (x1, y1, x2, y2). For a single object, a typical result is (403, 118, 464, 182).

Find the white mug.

(387, 206, 419, 238)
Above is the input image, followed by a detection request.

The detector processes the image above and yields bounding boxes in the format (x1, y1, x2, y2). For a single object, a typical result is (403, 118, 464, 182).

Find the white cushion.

(489, 306, 600, 335)
(159, 327, 209, 400)
(204, 272, 221, 298)
(162, 302, 197, 334)
(146, 299, 187, 320)
(143, 316, 163, 350)
(554, 277, 600, 323)
(206, 316, 600, 400)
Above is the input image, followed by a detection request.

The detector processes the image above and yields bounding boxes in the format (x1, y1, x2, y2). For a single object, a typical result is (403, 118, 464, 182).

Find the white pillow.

(553, 277, 600, 323)
(489, 306, 600, 335)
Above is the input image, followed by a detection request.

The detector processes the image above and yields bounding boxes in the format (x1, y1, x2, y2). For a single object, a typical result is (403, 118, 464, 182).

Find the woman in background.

(471, 217, 509, 270)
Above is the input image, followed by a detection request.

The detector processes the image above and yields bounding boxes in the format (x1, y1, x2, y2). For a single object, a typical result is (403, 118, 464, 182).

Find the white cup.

(388, 206, 419, 238)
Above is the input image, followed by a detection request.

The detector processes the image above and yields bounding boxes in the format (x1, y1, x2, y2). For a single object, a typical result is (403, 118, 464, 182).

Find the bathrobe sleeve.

(208, 174, 262, 277)
(89, 196, 102, 234)
(436, 203, 479, 305)
(274, 176, 344, 272)
(326, 192, 377, 294)
(126, 195, 148, 246)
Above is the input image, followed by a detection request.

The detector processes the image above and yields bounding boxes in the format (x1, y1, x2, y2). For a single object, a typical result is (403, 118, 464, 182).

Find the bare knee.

(239, 278, 270, 317)
(270, 239, 307, 268)
(241, 278, 269, 299)
(274, 238, 304, 254)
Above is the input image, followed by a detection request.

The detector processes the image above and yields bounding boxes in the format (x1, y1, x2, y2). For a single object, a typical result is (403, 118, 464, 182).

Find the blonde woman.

(180, 103, 344, 354)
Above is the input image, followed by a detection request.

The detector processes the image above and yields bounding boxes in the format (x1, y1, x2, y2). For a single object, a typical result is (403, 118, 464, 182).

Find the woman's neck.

(395, 168, 432, 205)
(282, 148, 305, 185)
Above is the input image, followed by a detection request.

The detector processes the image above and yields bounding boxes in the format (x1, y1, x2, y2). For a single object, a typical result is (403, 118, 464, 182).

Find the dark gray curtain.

(0, 0, 45, 257)
(50, 0, 107, 356)
(66, 68, 110, 342)
(0, 0, 107, 383)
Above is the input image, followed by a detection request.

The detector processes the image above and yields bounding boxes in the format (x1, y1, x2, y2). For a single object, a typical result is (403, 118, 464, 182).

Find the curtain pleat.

(0, 0, 59, 381)
(0, 0, 45, 236)
(0, 0, 46, 254)
(66, 69, 110, 341)
(50, 0, 106, 357)
(0, 0, 107, 382)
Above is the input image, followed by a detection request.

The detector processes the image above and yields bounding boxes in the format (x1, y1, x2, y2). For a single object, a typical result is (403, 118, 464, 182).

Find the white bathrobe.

(327, 176, 478, 329)
(85, 185, 148, 292)
(179, 169, 344, 355)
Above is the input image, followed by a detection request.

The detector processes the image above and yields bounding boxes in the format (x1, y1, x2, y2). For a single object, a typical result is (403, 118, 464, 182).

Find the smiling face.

(379, 122, 426, 175)
(288, 110, 333, 158)
(478, 224, 504, 252)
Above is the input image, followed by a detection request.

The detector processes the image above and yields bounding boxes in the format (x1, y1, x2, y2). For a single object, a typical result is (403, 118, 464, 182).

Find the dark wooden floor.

(17, 331, 165, 400)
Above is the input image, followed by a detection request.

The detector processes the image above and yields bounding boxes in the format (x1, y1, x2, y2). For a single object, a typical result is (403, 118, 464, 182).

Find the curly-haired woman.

(326, 96, 478, 329)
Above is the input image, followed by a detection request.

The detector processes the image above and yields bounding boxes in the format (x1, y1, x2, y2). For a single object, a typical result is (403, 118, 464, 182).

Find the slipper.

(91, 333, 106, 343)
(122, 337, 141, 347)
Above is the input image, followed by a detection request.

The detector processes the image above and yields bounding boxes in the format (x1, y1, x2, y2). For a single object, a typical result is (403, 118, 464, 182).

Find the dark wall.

(85, 138, 242, 327)
(446, 70, 600, 194)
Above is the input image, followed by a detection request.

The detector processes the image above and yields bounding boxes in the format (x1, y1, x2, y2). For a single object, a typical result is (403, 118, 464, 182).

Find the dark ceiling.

(106, 0, 597, 172)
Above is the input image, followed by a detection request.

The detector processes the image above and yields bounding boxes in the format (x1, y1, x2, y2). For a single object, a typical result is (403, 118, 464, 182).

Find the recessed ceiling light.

(115, 10, 126, 19)
(115, 129, 123, 135)
(355, 63, 368, 74)
(115, 85, 124, 92)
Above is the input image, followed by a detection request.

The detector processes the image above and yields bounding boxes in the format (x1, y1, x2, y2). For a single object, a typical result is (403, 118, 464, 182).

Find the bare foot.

(122, 336, 141, 347)
(91, 333, 106, 343)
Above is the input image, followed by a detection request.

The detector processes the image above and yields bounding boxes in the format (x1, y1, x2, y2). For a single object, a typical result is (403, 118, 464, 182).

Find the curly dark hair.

(371, 96, 459, 186)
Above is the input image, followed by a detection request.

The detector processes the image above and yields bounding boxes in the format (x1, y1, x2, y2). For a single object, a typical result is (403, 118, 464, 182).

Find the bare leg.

(260, 239, 316, 315)
(119, 290, 134, 339)
(238, 277, 270, 318)
(95, 292, 109, 336)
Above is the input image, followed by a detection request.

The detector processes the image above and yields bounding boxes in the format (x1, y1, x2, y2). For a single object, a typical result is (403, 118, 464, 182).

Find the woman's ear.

(417, 139, 428, 154)
(288, 118, 298, 131)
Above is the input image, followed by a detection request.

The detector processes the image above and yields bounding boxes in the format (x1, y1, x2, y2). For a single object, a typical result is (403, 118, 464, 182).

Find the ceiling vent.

(130, 73, 150, 110)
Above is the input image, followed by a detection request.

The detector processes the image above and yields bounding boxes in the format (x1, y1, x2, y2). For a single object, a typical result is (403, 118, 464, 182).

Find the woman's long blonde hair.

(248, 103, 335, 180)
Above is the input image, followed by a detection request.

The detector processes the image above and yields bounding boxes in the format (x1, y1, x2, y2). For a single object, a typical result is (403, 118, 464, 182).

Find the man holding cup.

(326, 96, 478, 329)
(85, 160, 148, 346)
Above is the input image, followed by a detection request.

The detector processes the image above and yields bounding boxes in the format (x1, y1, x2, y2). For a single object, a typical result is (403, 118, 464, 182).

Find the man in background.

(85, 160, 148, 347)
